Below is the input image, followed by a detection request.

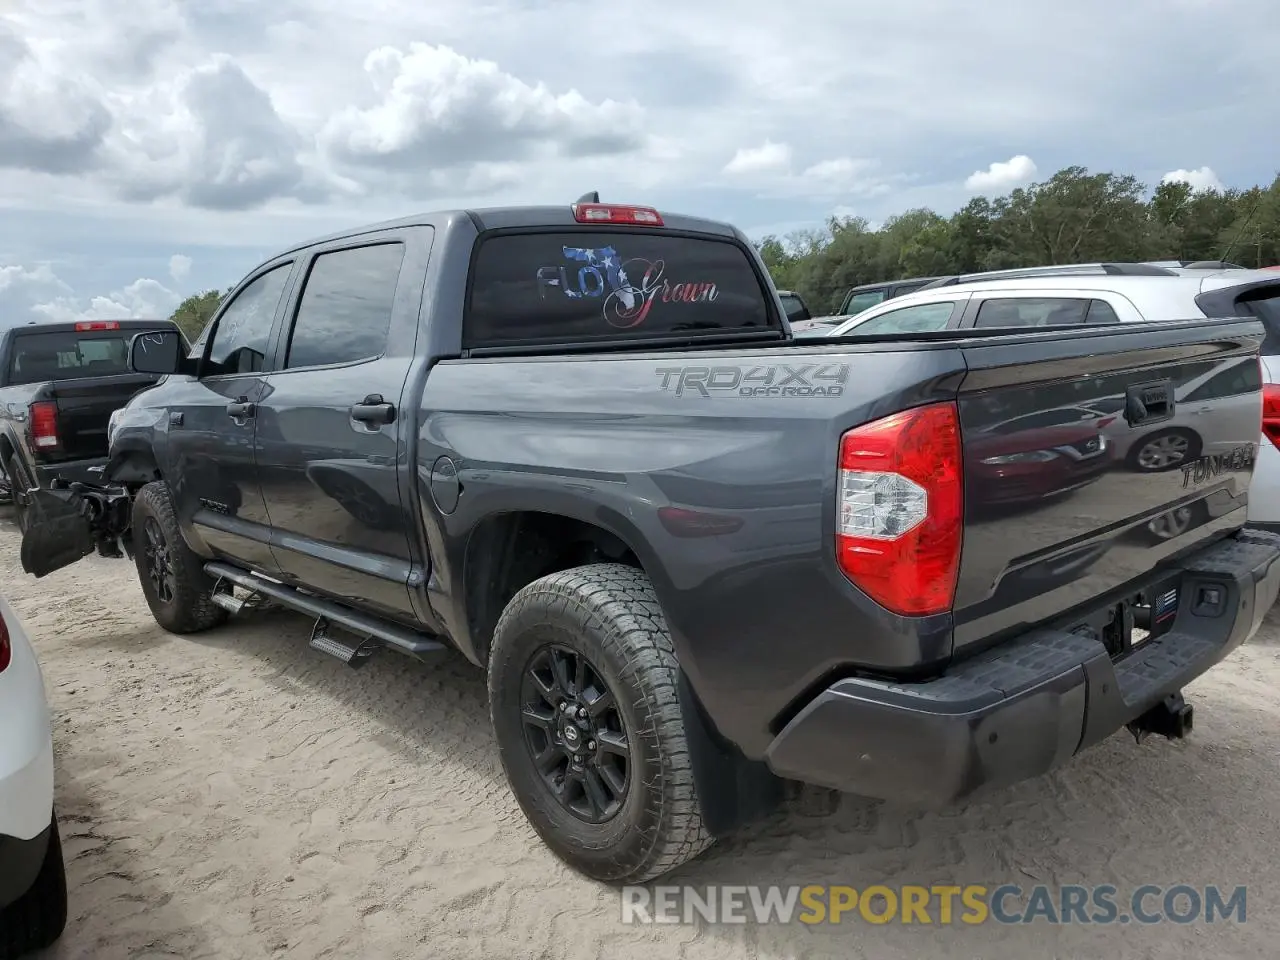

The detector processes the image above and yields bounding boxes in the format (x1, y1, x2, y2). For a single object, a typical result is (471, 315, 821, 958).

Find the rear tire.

(487, 563, 712, 884)
(131, 481, 229, 634)
(0, 815, 68, 959)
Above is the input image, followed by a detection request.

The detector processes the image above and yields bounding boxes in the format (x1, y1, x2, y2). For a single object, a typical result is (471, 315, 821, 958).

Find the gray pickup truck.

(16, 199, 1280, 883)
(0, 319, 182, 530)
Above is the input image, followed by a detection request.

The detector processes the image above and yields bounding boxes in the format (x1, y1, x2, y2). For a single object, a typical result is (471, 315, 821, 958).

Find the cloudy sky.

(1, 0, 1276, 326)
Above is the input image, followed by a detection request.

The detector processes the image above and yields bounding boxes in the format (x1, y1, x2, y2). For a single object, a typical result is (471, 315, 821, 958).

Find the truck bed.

(29, 373, 160, 464)
(420, 316, 1265, 757)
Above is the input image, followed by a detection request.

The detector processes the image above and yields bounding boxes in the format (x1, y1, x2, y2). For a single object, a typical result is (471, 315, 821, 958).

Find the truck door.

(253, 228, 432, 622)
(163, 260, 296, 573)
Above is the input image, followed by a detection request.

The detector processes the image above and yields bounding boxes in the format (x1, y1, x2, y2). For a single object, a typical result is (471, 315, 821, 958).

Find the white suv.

(820, 265, 1280, 528)
(0, 593, 67, 958)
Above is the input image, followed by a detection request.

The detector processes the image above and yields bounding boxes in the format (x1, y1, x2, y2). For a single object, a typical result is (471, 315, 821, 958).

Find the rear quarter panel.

(416, 344, 969, 757)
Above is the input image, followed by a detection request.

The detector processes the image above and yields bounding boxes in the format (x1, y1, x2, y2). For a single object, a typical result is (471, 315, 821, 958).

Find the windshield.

(7, 331, 133, 385)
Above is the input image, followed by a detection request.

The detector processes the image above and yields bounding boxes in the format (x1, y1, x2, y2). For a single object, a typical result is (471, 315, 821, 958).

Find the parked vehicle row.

(9, 197, 1278, 887)
(831, 260, 1250, 321)
(0, 319, 186, 533)
(804, 263, 1280, 528)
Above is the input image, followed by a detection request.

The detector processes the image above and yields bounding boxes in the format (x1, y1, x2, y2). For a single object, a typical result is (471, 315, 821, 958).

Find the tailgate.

(952, 318, 1264, 654)
(46, 374, 158, 461)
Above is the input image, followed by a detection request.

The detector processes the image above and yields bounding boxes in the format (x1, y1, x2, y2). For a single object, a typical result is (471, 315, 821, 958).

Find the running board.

(309, 617, 378, 668)
(203, 561, 445, 662)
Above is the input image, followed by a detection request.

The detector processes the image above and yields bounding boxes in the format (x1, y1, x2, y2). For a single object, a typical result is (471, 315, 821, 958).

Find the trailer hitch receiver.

(1127, 692, 1194, 744)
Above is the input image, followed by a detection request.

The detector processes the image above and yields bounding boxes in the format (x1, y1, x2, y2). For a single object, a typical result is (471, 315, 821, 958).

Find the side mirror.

(130, 330, 184, 375)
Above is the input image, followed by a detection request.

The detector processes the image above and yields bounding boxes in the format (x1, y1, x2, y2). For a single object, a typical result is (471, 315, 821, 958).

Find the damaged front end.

(19, 480, 135, 578)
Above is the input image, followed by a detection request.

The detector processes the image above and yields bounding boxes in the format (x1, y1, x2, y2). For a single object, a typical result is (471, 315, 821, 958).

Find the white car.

(0, 593, 67, 958)
(820, 263, 1280, 528)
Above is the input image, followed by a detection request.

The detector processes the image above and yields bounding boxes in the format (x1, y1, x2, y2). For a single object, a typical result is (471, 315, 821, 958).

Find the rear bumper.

(764, 529, 1280, 806)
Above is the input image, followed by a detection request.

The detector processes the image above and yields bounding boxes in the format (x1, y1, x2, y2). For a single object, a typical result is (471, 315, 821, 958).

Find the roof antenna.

(577, 191, 600, 204)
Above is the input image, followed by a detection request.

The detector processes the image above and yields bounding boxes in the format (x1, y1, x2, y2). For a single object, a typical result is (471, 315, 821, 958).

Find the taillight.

(0, 610, 11, 673)
(571, 203, 664, 226)
(836, 402, 963, 616)
(29, 400, 59, 450)
(1262, 384, 1280, 450)
(74, 321, 120, 331)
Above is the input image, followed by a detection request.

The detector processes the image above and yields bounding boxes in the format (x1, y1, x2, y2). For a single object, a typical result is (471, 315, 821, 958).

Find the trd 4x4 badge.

(656, 363, 848, 398)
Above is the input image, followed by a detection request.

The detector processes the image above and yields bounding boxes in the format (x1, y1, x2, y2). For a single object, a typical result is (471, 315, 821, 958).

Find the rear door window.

(464, 232, 775, 349)
(848, 301, 957, 334)
(285, 243, 405, 369)
(973, 297, 1090, 328)
(7, 331, 133, 385)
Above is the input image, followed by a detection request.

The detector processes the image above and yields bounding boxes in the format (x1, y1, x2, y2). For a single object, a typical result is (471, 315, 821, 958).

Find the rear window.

(973, 297, 1089, 328)
(778, 293, 808, 322)
(891, 280, 933, 297)
(1238, 286, 1280, 355)
(464, 232, 775, 349)
(7, 331, 132, 385)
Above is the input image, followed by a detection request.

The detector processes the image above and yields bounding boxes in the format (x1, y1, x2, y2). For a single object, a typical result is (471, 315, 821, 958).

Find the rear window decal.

(536, 245, 719, 329)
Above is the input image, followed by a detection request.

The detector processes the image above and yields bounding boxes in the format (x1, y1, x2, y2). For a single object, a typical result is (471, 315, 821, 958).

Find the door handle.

(226, 398, 256, 419)
(350, 394, 395, 426)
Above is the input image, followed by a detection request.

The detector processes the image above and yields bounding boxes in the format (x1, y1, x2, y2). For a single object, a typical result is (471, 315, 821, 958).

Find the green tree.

(169, 288, 226, 342)
(752, 164, 1278, 315)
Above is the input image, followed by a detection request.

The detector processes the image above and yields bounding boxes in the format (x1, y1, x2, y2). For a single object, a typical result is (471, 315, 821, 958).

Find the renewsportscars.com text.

(620, 884, 1247, 926)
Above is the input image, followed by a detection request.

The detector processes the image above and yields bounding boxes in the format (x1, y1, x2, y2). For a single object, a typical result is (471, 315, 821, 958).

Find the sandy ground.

(6, 519, 1280, 960)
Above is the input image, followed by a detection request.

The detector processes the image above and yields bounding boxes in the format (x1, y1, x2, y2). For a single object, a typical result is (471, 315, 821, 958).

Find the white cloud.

(102, 54, 333, 210)
(0, 262, 69, 296)
(724, 141, 792, 175)
(319, 43, 646, 187)
(0, 27, 111, 174)
(965, 155, 1038, 192)
(1, 260, 178, 327)
(722, 147, 891, 200)
(1161, 165, 1223, 193)
(32, 276, 180, 324)
(168, 254, 192, 282)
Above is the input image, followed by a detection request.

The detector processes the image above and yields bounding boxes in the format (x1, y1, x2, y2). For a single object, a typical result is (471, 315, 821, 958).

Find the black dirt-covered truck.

(0, 319, 184, 531)
(16, 199, 1280, 883)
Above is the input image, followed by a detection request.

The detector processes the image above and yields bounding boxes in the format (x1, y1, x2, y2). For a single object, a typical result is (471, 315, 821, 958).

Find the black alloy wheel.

(519, 643, 631, 824)
(142, 516, 177, 605)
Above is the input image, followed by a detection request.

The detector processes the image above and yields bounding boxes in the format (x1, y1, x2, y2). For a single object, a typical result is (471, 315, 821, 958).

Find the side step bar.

(204, 561, 445, 663)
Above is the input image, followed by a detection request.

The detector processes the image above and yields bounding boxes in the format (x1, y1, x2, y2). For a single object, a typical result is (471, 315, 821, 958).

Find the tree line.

(758, 165, 1280, 315)
(167, 164, 1280, 338)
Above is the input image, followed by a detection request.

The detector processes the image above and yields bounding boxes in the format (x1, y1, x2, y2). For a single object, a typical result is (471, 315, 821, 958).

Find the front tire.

(487, 563, 712, 884)
(0, 815, 68, 959)
(131, 481, 229, 634)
